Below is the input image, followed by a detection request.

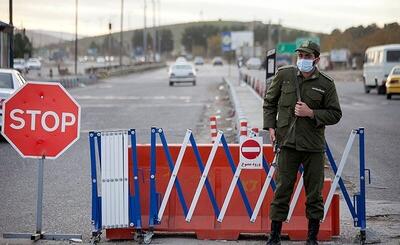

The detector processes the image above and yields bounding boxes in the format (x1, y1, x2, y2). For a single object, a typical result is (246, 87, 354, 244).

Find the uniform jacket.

(263, 65, 342, 152)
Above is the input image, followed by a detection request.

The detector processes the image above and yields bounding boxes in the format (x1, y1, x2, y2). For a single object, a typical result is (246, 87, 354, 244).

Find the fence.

(89, 127, 369, 244)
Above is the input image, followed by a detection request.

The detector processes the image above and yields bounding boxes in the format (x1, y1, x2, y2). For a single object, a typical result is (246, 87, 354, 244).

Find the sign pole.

(2, 82, 82, 242)
(35, 156, 45, 236)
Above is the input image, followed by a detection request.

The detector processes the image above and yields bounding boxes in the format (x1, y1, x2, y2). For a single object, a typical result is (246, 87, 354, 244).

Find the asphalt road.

(243, 68, 400, 203)
(1, 66, 399, 244)
(326, 79, 400, 202)
(0, 64, 232, 242)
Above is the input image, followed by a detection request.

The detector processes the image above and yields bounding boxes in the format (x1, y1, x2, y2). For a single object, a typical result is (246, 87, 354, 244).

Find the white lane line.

(80, 103, 204, 108)
(74, 95, 192, 100)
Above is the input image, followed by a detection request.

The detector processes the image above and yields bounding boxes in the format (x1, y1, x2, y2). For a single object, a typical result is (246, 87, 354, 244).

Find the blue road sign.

(221, 32, 232, 52)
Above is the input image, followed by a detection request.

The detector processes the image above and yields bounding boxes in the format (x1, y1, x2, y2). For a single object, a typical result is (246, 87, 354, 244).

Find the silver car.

(0, 69, 27, 132)
(168, 63, 197, 86)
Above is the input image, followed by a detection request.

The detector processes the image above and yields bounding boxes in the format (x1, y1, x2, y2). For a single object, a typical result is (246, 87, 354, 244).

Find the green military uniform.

(263, 57, 342, 221)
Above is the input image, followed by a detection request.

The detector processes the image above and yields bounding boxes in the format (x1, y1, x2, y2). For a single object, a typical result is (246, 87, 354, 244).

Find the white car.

(194, 56, 205, 65)
(168, 63, 196, 86)
(363, 44, 400, 94)
(26, 58, 42, 70)
(96, 56, 106, 63)
(175, 56, 187, 63)
(13, 59, 27, 73)
(0, 69, 27, 131)
(246, 57, 262, 70)
(212, 57, 223, 66)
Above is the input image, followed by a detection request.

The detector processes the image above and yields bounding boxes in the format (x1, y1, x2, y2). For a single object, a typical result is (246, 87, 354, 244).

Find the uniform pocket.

(305, 90, 323, 108)
(306, 90, 323, 101)
(279, 85, 296, 106)
(277, 111, 289, 127)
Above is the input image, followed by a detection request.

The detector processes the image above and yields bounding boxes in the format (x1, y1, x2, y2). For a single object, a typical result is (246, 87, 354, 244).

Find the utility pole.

(252, 20, 255, 57)
(74, 0, 78, 75)
(120, 0, 124, 67)
(157, 0, 161, 57)
(9, 0, 14, 68)
(267, 19, 271, 50)
(278, 19, 282, 44)
(151, 0, 156, 62)
(143, 0, 147, 62)
(108, 22, 112, 68)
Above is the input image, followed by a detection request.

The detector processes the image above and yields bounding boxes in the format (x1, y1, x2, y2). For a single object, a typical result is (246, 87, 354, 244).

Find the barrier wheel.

(143, 231, 154, 244)
(133, 231, 144, 244)
(90, 233, 101, 244)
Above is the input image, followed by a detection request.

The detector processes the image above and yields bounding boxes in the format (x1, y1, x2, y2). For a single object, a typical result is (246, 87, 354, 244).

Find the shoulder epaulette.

(277, 65, 296, 71)
(320, 71, 334, 82)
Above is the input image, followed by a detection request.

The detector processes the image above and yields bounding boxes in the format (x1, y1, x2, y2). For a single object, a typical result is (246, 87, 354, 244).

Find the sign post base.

(2, 157, 82, 242)
(3, 232, 82, 241)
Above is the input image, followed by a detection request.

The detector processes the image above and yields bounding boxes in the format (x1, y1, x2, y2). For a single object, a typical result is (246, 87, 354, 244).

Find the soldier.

(263, 41, 342, 245)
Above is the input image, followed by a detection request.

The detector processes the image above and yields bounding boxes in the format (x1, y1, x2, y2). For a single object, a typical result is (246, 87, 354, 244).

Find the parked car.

(0, 69, 27, 132)
(168, 63, 196, 86)
(175, 56, 187, 63)
(194, 56, 204, 65)
(363, 44, 400, 94)
(13, 59, 26, 73)
(386, 66, 400, 99)
(26, 58, 42, 70)
(96, 56, 106, 63)
(246, 57, 262, 70)
(212, 57, 223, 66)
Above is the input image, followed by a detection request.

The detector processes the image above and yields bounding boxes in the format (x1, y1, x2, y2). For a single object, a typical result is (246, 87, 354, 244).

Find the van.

(363, 44, 400, 94)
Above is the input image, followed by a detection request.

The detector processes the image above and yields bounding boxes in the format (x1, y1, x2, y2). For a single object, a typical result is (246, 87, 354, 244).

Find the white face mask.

(297, 58, 315, 72)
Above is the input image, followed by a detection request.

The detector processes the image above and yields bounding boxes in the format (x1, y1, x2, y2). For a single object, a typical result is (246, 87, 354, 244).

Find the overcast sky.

(0, 0, 399, 37)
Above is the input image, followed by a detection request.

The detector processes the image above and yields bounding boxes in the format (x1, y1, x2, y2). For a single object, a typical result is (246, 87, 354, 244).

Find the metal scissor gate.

(89, 127, 370, 244)
(89, 130, 142, 243)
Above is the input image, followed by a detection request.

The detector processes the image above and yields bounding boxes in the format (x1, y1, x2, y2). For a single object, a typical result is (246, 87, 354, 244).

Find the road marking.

(81, 103, 204, 108)
(74, 95, 192, 100)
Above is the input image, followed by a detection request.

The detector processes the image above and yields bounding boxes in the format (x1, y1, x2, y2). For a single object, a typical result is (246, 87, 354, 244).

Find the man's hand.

(295, 101, 314, 118)
(269, 128, 276, 144)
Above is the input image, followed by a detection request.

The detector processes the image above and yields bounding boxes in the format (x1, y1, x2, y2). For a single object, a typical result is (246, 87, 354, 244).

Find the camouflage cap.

(295, 40, 320, 57)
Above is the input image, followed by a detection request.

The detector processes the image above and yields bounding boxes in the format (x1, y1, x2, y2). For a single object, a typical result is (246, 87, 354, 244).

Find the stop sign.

(1, 82, 81, 159)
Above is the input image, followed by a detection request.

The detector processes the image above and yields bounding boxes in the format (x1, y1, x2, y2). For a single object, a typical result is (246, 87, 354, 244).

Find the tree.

(13, 32, 32, 58)
(131, 29, 153, 51)
(101, 35, 120, 55)
(181, 25, 220, 52)
(207, 35, 221, 57)
(159, 29, 174, 53)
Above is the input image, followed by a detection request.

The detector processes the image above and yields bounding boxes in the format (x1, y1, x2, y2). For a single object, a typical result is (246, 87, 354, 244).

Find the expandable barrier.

(89, 127, 369, 243)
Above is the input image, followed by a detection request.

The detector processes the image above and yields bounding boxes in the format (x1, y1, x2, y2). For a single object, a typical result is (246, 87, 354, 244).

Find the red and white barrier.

(210, 116, 218, 143)
(239, 120, 248, 142)
(250, 127, 259, 137)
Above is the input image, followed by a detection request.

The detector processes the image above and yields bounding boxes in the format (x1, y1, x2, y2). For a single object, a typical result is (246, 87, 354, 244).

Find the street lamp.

(9, 0, 14, 68)
(109, 22, 112, 68)
(157, 0, 161, 56)
(74, 0, 78, 75)
(151, 0, 156, 62)
(120, 0, 124, 67)
(143, 0, 147, 62)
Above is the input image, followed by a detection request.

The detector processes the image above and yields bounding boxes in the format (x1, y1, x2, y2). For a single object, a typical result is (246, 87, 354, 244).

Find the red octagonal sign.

(1, 82, 81, 159)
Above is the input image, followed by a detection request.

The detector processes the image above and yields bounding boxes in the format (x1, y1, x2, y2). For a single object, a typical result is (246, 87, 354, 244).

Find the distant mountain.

(22, 29, 86, 48)
(41, 20, 319, 56)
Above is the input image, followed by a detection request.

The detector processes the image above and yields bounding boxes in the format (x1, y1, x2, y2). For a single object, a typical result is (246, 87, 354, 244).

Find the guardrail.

(85, 62, 166, 78)
(222, 77, 248, 142)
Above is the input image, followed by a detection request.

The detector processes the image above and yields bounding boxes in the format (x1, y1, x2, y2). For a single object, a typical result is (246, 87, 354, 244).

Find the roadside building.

(0, 20, 12, 68)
